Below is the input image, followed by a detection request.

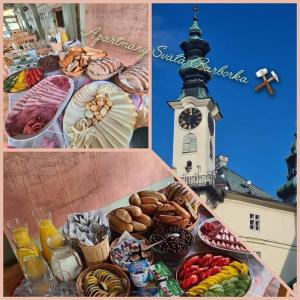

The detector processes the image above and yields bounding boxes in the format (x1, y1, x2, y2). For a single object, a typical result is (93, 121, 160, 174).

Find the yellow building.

(212, 152, 296, 284)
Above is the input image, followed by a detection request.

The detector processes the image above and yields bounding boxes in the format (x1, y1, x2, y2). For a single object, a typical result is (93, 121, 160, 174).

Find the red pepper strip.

(183, 256, 200, 270)
(180, 275, 199, 289)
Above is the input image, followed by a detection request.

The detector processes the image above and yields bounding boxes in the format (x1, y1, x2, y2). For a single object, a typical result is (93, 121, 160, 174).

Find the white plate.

(198, 218, 249, 255)
(63, 81, 136, 148)
(5, 75, 74, 142)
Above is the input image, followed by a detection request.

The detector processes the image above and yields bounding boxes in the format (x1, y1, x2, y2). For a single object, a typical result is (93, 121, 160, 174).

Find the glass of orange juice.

(32, 207, 60, 262)
(7, 218, 40, 269)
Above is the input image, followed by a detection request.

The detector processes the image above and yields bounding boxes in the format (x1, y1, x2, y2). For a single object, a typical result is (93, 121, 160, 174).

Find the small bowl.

(149, 229, 194, 261)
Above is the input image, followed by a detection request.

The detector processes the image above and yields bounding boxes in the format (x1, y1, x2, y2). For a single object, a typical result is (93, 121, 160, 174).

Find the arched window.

(182, 133, 197, 153)
(210, 139, 213, 159)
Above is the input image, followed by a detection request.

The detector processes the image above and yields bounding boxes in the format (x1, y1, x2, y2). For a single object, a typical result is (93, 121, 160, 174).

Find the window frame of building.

(182, 133, 197, 153)
(250, 213, 260, 231)
(255, 251, 262, 258)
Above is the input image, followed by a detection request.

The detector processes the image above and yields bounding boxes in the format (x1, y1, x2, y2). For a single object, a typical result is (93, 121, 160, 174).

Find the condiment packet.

(158, 279, 183, 297)
(149, 262, 172, 282)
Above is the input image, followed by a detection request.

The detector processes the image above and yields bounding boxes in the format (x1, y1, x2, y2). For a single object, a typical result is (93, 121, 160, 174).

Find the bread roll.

(138, 190, 155, 197)
(154, 192, 167, 203)
(140, 197, 159, 205)
(134, 214, 153, 227)
(158, 204, 175, 212)
(131, 221, 147, 232)
(124, 206, 142, 217)
(140, 204, 157, 214)
(170, 201, 191, 219)
(109, 214, 133, 232)
(129, 193, 141, 206)
(157, 215, 182, 224)
(115, 208, 132, 223)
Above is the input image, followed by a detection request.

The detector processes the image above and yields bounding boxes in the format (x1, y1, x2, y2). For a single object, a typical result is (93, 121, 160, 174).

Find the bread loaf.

(109, 214, 133, 232)
(115, 208, 132, 223)
(140, 197, 159, 205)
(134, 214, 153, 227)
(157, 215, 182, 224)
(140, 204, 157, 214)
(138, 191, 167, 203)
(170, 201, 191, 219)
(131, 221, 147, 232)
(129, 193, 141, 206)
(124, 206, 142, 217)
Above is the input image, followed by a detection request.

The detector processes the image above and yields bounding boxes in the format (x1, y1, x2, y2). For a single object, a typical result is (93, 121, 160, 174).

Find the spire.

(178, 4, 211, 100)
(277, 133, 297, 204)
(189, 4, 202, 39)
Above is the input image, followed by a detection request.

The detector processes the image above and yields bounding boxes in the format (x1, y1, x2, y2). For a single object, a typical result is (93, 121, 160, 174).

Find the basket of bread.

(107, 183, 199, 234)
(113, 58, 149, 95)
(59, 47, 107, 78)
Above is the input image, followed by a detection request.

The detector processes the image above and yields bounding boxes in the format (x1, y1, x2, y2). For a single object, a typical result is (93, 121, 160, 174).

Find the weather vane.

(193, 4, 198, 20)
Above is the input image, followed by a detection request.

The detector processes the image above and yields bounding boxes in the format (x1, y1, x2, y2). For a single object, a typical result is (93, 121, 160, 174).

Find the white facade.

(169, 96, 222, 177)
(214, 192, 296, 283)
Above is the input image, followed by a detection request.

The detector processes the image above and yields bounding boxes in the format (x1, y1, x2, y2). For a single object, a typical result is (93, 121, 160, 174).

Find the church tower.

(277, 133, 297, 205)
(169, 5, 222, 178)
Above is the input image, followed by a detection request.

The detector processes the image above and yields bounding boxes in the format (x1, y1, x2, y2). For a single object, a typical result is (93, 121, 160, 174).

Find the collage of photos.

(2, 1, 298, 299)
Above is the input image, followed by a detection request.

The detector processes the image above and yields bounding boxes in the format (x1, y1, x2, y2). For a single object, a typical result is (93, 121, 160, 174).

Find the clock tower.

(168, 5, 222, 178)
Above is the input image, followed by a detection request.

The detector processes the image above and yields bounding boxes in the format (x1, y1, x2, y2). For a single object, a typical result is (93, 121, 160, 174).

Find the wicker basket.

(110, 234, 154, 271)
(79, 236, 110, 266)
(76, 263, 130, 296)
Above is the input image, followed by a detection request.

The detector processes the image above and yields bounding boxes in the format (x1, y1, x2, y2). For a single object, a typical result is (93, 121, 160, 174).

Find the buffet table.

(4, 47, 149, 149)
(10, 204, 286, 297)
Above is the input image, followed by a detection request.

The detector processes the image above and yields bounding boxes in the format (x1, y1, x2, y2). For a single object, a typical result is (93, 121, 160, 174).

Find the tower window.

(210, 139, 213, 159)
(182, 133, 197, 153)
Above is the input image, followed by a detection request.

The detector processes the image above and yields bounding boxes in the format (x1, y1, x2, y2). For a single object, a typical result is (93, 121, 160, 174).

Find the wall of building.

(214, 194, 296, 283)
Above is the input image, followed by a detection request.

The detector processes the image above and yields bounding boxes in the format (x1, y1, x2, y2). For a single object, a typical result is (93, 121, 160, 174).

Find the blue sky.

(152, 4, 297, 198)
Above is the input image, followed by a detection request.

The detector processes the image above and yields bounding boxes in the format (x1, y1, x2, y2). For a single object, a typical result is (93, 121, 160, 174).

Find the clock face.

(178, 108, 202, 130)
(208, 112, 214, 136)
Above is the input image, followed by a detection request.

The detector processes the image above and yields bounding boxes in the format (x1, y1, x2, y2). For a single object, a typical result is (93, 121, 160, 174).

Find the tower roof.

(178, 4, 211, 100)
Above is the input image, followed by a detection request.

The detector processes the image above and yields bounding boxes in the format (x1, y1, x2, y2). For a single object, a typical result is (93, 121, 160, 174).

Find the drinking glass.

(32, 207, 59, 262)
(22, 252, 56, 296)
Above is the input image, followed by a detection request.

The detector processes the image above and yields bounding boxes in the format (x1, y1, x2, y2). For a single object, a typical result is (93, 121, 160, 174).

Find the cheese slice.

(100, 119, 130, 145)
(91, 128, 113, 148)
(95, 123, 126, 148)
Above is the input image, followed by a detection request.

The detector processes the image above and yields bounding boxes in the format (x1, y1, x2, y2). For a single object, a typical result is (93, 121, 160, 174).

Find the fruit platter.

(176, 252, 252, 297)
(5, 75, 74, 141)
(4, 68, 44, 93)
(199, 218, 249, 254)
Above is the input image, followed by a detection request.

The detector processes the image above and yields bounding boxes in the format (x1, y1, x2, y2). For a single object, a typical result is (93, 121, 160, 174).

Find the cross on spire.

(193, 4, 198, 21)
(189, 4, 201, 38)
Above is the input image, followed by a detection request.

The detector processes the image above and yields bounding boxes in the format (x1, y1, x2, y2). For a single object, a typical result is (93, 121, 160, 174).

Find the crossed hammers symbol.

(254, 68, 279, 96)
